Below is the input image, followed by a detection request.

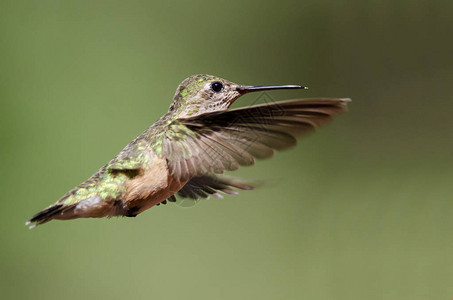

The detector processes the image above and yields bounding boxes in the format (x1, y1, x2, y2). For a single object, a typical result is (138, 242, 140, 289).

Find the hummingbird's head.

(169, 74, 241, 117)
(169, 74, 305, 118)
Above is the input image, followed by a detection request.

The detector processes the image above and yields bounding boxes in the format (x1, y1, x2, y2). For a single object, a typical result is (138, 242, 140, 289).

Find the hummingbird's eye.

(211, 81, 223, 93)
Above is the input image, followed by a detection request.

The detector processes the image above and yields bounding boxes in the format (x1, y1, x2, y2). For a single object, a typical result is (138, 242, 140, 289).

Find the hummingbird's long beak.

(236, 84, 307, 94)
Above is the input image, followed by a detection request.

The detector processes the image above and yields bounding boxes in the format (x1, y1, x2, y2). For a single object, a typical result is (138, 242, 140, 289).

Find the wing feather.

(162, 98, 349, 180)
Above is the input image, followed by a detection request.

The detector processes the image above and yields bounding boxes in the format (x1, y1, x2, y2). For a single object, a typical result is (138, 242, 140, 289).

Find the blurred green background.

(1, 0, 452, 299)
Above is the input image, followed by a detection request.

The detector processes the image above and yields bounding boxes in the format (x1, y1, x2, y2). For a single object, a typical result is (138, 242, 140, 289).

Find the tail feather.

(26, 204, 67, 229)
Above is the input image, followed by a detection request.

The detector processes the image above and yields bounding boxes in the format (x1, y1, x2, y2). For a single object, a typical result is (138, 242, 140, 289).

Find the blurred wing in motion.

(158, 174, 255, 205)
(176, 174, 254, 199)
(163, 98, 350, 181)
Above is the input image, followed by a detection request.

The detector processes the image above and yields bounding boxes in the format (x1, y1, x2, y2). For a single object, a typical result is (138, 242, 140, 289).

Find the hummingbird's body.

(27, 74, 350, 228)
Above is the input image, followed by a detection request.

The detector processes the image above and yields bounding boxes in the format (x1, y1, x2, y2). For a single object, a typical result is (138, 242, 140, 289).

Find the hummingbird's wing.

(163, 98, 349, 181)
(176, 174, 254, 199)
(158, 174, 255, 205)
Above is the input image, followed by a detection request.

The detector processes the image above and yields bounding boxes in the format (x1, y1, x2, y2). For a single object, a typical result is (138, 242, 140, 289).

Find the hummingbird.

(26, 74, 350, 229)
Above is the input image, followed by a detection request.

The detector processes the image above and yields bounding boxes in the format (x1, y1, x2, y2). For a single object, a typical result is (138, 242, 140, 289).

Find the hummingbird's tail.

(26, 169, 123, 229)
(25, 203, 75, 229)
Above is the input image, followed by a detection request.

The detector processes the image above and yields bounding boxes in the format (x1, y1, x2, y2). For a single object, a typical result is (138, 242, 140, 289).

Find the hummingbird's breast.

(121, 154, 187, 215)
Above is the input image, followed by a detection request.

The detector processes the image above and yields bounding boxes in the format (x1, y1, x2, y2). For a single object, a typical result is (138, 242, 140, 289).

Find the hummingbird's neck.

(167, 96, 228, 119)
